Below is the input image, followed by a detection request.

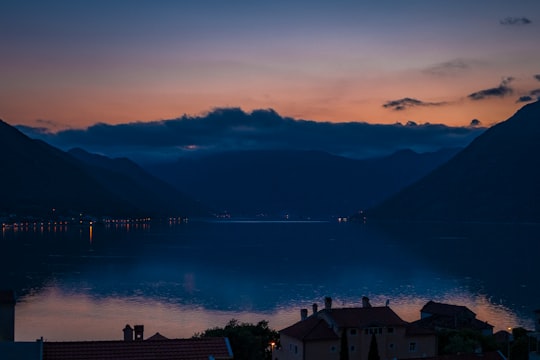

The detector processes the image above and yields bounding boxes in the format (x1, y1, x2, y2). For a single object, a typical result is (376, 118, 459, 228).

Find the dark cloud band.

(382, 98, 447, 111)
(16, 108, 485, 163)
(468, 77, 514, 100)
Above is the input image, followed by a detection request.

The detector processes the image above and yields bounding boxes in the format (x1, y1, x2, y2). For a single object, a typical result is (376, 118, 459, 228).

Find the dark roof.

(147, 332, 169, 341)
(411, 314, 493, 332)
(493, 330, 511, 343)
(43, 337, 233, 360)
(324, 306, 409, 328)
(0, 290, 16, 305)
(280, 316, 338, 341)
(280, 306, 408, 341)
(421, 301, 476, 318)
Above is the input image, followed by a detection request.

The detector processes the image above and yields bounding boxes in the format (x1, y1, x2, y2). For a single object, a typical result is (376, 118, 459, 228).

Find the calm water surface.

(1, 220, 538, 341)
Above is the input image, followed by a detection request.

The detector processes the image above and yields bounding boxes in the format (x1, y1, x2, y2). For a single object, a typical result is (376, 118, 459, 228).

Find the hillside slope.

(368, 101, 540, 222)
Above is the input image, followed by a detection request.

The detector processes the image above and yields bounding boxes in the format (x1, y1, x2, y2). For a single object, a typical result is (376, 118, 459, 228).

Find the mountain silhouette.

(0, 120, 203, 218)
(0, 119, 135, 217)
(368, 101, 540, 222)
(68, 148, 208, 217)
(146, 148, 459, 218)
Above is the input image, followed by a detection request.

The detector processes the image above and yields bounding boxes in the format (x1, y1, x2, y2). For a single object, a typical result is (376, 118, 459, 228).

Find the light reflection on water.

(3, 220, 539, 341)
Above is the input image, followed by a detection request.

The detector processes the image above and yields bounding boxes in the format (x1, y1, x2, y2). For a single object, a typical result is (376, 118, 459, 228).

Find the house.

(0, 290, 15, 342)
(527, 309, 540, 360)
(275, 296, 437, 360)
(0, 290, 234, 360)
(412, 301, 493, 336)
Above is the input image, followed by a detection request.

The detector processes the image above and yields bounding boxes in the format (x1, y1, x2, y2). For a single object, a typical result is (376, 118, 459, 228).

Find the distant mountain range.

(67, 148, 207, 217)
(0, 120, 205, 218)
(368, 100, 540, 222)
(145, 148, 460, 218)
(11, 99, 540, 222)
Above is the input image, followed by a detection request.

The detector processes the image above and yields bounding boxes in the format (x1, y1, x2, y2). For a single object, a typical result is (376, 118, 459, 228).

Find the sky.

(2, 0, 540, 132)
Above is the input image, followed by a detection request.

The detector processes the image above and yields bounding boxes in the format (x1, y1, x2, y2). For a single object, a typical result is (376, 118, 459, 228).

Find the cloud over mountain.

(517, 88, 540, 103)
(517, 96, 534, 103)
(468, 77, 514, 100)
(16, 108, 485, 163)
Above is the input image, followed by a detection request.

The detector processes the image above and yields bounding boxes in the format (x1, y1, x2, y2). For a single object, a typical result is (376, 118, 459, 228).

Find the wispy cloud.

(499, 17, 532, 26)
(468, 77, 514, 100)
(16, 108, 485, 163)
(382, 98, 447, 111)
(423, 59, 472, 76)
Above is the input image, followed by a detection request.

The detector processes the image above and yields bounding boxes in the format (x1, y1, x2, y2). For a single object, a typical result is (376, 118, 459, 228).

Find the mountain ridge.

(0, 120, 203, 218)
(145, 147, 460, 218)
(368, 101, 540, 222)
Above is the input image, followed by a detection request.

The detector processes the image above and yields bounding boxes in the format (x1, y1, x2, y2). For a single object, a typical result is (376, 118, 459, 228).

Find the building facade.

(276, 297, 437, 360)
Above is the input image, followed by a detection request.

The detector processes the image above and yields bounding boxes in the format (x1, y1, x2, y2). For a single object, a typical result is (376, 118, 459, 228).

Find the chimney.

(312, 303, 318, 315)
(301, 309, 308, 321)
(123, 324, 134, 341)
(362, 296, 372, 308)
(134, 325, 144, 341)
(324, 297, 332, 310)
(0, 290, 16, 342)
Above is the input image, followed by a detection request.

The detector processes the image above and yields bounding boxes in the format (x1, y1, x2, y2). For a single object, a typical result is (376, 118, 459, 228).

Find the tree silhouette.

(340, 329, 349, 360)
(368, 333, 380, 360)
(194, 319, 279, 360)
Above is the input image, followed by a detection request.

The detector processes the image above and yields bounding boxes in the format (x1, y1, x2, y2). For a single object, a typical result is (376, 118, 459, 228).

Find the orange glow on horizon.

(14, 287, 534, 342)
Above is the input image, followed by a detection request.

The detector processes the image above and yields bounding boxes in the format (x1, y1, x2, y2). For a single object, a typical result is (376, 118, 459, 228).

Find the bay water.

(1, 220, 538, 341)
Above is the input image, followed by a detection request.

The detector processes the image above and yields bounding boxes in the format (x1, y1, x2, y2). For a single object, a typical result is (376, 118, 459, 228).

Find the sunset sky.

(2, 0, 540, 130)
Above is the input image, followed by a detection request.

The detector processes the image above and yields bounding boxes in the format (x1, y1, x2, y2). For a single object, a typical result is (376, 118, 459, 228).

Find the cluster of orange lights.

(1, 216, 190, 234)
(1, 221, 69, 228)
(168, 217, 188, 224)
(103, 218, 152, 224)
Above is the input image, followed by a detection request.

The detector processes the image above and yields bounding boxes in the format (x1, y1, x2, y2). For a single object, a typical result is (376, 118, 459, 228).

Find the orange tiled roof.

(43, 337, 233, 360)
(280, 306, 409, 341)
(280, 316, 338, 341)
(323, 307, 409, 328)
